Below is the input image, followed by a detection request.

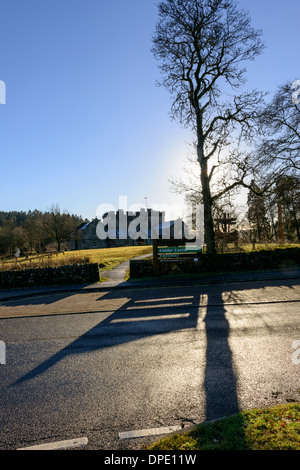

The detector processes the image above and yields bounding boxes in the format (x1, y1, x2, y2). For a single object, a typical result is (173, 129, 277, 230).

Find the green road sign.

(158, 247, 202, 254)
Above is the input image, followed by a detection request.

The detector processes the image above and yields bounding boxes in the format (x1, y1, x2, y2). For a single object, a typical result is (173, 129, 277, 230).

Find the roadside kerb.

(0, 269, 299, 302)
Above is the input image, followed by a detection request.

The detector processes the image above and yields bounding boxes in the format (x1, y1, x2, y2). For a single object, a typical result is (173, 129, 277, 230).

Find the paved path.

(99, 261, 130, 286)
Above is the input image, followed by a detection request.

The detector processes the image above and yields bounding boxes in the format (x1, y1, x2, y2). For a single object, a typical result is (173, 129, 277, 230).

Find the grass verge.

(147, 403, 300, 450)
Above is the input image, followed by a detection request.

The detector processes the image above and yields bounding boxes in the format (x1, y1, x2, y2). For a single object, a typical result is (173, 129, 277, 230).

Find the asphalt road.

(0, 275, 299, 450)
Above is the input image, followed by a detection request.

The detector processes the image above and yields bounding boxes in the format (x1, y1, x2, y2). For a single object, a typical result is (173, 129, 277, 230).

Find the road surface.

(0, 275, 299, 450)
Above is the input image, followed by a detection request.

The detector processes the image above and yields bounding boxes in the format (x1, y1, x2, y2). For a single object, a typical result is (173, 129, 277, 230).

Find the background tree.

(274, 175, 300, 243)
(247, 181, 270, 242)
(152, 0, 265, 253)
(40, 205, 83, 252)
(0, 208, 85, 256)
(23, 210, 52, 253)
(245, 175, 300, 244)
(0, 219, 25, 258)
(256, 81, 300, 185)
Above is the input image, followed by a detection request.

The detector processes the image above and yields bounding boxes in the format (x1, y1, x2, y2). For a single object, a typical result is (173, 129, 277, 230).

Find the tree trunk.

(278, 204, 283, 243)
(197, 141, 216, 255)
(291, 201, 300, 242)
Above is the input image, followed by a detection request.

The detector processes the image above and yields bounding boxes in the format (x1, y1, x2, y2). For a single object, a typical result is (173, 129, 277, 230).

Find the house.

(71, 219, 107, 250)
(70, 208, 190, 250)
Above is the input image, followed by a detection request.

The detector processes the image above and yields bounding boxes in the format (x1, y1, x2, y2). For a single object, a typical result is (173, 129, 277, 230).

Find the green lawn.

(147, 403, 300, 450)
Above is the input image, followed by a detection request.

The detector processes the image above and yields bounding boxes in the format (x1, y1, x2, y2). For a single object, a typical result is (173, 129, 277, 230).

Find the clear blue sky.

(0, 0, 299, 221)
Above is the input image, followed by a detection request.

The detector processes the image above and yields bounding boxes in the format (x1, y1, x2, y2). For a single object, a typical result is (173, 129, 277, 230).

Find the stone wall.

(0, 263, 100, 289)
(130, 248, 300, 278)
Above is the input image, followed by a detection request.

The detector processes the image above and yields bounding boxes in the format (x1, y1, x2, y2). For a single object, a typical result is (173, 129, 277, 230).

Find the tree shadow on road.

(8, 276, 299, 440)
(10, 287, 201, 386)
(8, 286, 241, 429)
(203, 288, 240, 422)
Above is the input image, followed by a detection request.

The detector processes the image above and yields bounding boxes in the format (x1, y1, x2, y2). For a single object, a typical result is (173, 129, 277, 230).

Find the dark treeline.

(0, 206, 88, 257)
(0, 211, 28, 226)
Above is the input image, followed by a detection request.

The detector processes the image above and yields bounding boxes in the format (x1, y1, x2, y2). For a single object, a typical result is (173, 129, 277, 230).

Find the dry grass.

(0, 245, 153, 272)
(216, 242, 300, 254)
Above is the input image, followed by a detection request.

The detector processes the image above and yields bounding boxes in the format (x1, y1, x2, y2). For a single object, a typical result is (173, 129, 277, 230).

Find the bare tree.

(152, 0, 265, 253)
(256, 81, 300, 184)
(41, 205, 82, 252)
(23, 210, 51, 253)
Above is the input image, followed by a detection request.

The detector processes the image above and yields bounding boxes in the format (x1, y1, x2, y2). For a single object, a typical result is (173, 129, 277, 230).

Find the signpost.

(158, 247, 203, 254)
(153, 239, 203, 270)
(158, 247, 202, 259)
